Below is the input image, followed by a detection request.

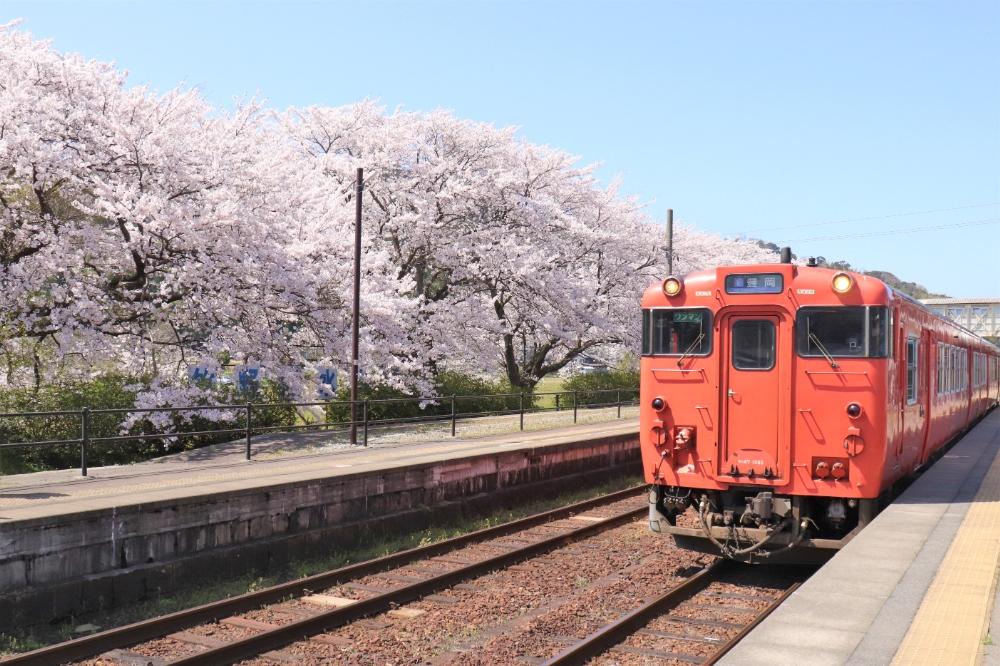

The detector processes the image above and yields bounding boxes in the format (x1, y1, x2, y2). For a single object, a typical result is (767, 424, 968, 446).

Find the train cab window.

(795, 306, 889, 358)
(641, 310, 651, 355)
(906, 338, 918, 404)
(645, 308, 712, 356)
(732, 320, 776, 370)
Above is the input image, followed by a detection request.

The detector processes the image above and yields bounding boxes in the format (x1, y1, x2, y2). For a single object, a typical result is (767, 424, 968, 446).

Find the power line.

(757, 202, 1000, 232)
(777, 217, 1000, 243)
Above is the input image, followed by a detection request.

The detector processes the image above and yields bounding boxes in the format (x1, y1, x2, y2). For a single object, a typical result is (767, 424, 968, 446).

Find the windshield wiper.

(676, 333, 706, 368)
(809, 332, 840, 369)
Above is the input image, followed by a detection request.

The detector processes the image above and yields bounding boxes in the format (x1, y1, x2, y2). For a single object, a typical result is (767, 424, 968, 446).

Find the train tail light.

(674, 427, 695, 448)
(831, 462, 847, 479)
(814, 461, 830, 479)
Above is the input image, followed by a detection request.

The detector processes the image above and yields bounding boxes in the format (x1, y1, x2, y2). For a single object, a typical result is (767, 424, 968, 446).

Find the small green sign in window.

(672, 311, 702, 323)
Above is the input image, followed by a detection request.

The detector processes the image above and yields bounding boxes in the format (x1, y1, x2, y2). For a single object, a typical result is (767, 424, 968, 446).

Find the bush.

(0, 374, 140, 474)
(0, 375, 297, 474)
(561, 367, 639, 407)
(324, 371, 523, 425)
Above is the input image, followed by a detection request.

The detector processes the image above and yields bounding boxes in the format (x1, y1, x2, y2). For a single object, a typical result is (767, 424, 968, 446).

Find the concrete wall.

(0, 433, 638, 630)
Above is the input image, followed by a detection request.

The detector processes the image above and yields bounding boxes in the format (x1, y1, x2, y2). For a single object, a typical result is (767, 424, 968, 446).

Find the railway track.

(3, 486, 647, 666)
(5, 485, 810, 665)
(544, 559, 806, 665)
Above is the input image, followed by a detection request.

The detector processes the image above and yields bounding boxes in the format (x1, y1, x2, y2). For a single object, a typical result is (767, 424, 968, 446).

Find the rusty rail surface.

(544, 560, 806, 665)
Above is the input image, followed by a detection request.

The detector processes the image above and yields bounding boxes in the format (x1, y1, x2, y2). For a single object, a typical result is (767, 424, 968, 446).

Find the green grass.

(534, 376, 566, 409)
(0, 473, 641, 656)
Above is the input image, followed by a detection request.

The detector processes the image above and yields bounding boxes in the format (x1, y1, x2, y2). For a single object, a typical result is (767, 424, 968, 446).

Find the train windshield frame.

(642, 308, 713, 356)
(795, 306, 890, 359)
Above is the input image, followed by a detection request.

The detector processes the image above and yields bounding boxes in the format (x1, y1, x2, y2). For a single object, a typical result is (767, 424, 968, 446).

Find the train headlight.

(662, 277, 683, 297)
(832, 272, 854, 293)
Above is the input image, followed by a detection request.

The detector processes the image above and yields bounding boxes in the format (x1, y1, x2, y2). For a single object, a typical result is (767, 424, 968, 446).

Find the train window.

(962, 351, 968, 391)
(937, 344, 946, 395)
(795, 306, 889, 358)
(732, 320, 776, 370)
(906, 338, 918, 404)
(950, 347, 956, 393)
(641, 310, 651, 355)
(647, 308, 712, 356)
(868, 307, 890, 357)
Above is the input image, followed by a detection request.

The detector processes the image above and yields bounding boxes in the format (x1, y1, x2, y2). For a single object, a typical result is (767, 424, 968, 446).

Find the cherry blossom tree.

(1, 24, 777, 407)
(281, 104, 777, 389)
(0, 24, 421, 402)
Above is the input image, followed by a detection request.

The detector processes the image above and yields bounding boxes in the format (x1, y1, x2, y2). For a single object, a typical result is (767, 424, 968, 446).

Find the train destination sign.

(725, 273, 783, 294)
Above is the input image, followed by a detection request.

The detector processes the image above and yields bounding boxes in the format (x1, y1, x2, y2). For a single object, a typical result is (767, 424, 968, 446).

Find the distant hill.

(860, 271, 948, 299)
(753, 240, 948, 299)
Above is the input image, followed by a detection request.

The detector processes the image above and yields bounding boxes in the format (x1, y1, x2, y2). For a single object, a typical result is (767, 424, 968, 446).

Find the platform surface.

(0, 419, 637, 524)
(722, 407, 1000, 666)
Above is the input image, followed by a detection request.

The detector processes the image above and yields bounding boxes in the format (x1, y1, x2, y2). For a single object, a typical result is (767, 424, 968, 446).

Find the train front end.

(642, 263, 889, 563)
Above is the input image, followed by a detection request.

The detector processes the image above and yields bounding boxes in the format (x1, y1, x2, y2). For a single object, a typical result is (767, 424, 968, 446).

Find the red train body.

(642, 262, 999, 562)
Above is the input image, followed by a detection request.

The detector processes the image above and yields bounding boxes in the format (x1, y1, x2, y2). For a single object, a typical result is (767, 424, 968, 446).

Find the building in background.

(920, 298, 1000, 345)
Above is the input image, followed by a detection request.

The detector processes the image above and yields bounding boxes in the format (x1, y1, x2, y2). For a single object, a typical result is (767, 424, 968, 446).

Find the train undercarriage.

(648, 484, 878, 564)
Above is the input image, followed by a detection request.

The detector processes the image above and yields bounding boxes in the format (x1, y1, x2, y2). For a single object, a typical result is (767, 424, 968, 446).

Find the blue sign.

(725, 273, 783, 294)
(188, 366, 218, 383)
(235, 365, 261, 392)
(317, 366, 338, 399)
(317, 367, 338, 387)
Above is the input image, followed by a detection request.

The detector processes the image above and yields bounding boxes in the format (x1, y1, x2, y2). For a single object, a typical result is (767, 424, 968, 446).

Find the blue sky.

(4, 0, 999, 297)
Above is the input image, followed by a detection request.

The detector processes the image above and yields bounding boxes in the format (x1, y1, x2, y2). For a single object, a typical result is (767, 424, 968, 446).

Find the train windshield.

(795, 306, 889, 358)
(642, 308, 712, 356)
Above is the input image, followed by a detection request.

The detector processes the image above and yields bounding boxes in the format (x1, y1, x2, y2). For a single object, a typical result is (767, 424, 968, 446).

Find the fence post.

(362, 399, 369, 447)
(617, 389, 621, 418)
(450, 395, 457, 437)
(80, 407, 90, 477)
(555, 393, 560, 411)
(245, 402, 252, 460)
(573, 391, 578, 424)
(519, 393, 525, 431)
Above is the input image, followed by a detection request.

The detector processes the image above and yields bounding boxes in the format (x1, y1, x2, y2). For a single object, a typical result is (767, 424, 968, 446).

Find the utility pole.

(350, 167, 363, 445)
(666, 208, 674, 274)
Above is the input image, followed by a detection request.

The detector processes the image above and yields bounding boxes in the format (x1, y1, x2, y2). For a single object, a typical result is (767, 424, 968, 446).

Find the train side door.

(903, 332, 929, 466)
(721, 314, 785, 481)
(917, 329, 933, 463)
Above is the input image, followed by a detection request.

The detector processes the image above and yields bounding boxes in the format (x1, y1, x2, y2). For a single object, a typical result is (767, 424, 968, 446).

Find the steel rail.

(1, 485, 644, 666)
(542, 559, 735, 665)
(167, 504, 646, 665)
(544, 562, 806, 666)
(702, 579, 803, 665)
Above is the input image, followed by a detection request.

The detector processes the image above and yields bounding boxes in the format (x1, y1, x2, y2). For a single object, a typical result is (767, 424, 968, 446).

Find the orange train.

(641, 255, 999, 562)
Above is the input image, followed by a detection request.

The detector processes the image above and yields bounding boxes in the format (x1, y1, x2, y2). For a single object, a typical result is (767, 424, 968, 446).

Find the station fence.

(0, 388, 639, 476)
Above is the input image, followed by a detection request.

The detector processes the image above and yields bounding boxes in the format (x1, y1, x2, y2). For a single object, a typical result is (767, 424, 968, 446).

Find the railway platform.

(722, 407, 1000, 666)
(0, 419, 639, 630)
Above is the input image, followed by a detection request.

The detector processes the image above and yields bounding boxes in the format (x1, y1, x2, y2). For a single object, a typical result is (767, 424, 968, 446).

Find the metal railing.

(0, 388, 639, 476)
